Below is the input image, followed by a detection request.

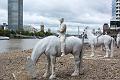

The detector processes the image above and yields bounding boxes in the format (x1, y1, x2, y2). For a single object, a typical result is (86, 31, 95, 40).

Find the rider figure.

(58, 18, 67, 56)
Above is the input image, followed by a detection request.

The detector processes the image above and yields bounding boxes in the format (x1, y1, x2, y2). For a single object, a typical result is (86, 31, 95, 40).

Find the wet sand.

(0, 47, 120, 80)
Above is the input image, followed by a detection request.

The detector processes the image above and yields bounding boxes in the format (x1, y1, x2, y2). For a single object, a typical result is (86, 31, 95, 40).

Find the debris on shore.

(0, 48, 120, 80)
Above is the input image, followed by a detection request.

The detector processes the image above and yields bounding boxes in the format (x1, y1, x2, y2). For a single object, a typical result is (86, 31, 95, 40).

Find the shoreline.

(0, 49, 33, 54)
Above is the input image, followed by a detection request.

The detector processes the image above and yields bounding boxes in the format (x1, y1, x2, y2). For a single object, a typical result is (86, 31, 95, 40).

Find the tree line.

(0, 29, 53, 38)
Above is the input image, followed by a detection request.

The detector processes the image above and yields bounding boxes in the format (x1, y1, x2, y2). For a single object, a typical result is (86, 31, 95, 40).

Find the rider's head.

(59, 18, 64, 24)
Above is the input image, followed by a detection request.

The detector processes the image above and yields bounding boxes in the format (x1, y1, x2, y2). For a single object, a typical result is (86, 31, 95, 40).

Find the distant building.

(103, 23, 109, 29)
(47, 28, 51, 33)
(103, 23, 109, 34)
(111, 0, 120, 20)
(112, 0, 117, 20)
(23, 25, 38, 33)
(8, 0, 23, 31)
(0, 23, 8, 30)
(40, 23, 44, 32)
(111, 0, 120, 28)
(110, 21, 120, 28)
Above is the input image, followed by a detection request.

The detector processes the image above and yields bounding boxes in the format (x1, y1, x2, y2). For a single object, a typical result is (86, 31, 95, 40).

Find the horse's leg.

(101, 45, 105, 51)
(71, 52, 80, 76)
(90, 45, 95, 57)
(101, 45, 103, 51)
(118, 41, 120, 48)
(104, 45, 109, 58)
(49, 56, 56, 79)
(43, 56, 51, 78)
(117, 38, 119, 48)
(110, 38, 115, 58)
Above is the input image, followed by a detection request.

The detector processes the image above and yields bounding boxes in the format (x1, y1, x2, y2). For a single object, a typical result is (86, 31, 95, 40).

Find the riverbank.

(0, 47, 120, 80)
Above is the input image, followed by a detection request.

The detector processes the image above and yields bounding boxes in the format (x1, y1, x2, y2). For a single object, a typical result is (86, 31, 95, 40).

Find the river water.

(0, 39, 40, 53)
(0, 38, 89, 53)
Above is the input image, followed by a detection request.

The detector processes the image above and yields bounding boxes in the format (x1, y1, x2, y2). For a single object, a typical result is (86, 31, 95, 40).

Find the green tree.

(39, 31, 45, 37)
(45, 31, 53, 36)
(0, 29, 4, 36)
(4, 30, 11, 37)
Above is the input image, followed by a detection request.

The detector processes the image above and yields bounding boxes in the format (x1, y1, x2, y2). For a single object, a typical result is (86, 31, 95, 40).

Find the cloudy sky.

(0, 0, 111, 34)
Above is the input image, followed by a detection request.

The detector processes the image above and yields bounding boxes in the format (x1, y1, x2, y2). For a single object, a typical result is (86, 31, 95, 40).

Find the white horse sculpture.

(27, 36, 84, 79)
(84, 27, 115, 58)
(116, 32, 120, 48)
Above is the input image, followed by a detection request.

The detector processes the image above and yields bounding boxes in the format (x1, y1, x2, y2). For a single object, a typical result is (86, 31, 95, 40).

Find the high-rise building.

(112, 0, 116, 20)
(111, 0, 120, 20)
(116, 0, 120, 20)
(111, 0, 120, 28)
(8, 0, 23, 31)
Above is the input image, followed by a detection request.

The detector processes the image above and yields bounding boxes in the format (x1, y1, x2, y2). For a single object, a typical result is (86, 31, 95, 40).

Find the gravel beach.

(0, 47, 120, 80)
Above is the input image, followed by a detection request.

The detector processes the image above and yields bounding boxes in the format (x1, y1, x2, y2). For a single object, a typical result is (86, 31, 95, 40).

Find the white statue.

(117, 32, 120, 48)
(27, 36, 84, 79)
(84, 27, 115, 58)
(57, 18, 67, 56)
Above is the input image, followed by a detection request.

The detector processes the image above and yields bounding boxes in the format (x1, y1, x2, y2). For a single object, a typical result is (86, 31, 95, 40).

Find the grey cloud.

(0, 0, 111, 29)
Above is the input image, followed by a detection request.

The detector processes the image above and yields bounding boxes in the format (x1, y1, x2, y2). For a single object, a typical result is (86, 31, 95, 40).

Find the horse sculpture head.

(25, 56, 37, 78)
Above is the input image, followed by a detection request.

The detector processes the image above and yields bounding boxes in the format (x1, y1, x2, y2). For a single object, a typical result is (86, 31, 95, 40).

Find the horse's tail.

(110, 37, 115, 57)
